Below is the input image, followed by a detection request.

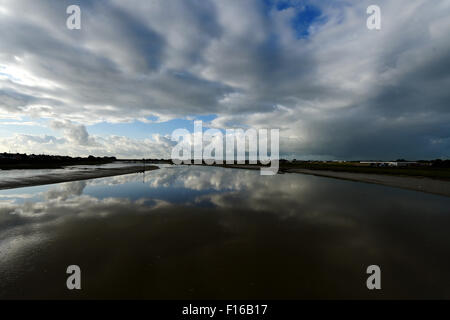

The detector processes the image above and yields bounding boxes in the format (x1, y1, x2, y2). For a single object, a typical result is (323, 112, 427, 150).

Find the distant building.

(360, 161, 418, 167)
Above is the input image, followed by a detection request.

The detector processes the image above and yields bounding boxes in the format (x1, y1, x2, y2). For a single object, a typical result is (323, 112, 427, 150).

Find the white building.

(360, 161, 417, 167)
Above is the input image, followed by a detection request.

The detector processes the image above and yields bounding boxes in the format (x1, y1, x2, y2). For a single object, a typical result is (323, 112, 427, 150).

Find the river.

(1, 165, 449, 299)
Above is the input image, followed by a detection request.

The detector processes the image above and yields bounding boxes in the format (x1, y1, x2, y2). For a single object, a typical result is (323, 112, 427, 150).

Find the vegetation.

(213, 159, 450, 180)
(279, 160, 450, 180)
(0, 153, 117, 170)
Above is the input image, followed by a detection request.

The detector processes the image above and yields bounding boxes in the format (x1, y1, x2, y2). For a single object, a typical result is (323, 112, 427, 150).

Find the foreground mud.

(0, 166, 159, 190)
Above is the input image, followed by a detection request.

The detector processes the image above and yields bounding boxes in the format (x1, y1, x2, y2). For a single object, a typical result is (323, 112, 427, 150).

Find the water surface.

(1, 166, 449, 299)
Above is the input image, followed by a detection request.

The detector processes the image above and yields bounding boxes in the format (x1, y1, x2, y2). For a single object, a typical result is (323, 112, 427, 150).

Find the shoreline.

(0, 166, 158, 190)
(285, 168, 450, 197)
(0, 163, 448, 197)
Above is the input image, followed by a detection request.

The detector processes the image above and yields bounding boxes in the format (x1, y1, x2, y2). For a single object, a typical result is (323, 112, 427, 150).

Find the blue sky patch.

(88, 114, 217, 139)
(264, 0, 325, 38)
(291, 5, 323, 38)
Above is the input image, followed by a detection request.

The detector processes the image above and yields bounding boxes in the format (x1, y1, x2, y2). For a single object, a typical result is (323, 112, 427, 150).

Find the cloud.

(0, 131, 176, 159)
(50, 120, 92, 145)
(0, 0, 449, 158)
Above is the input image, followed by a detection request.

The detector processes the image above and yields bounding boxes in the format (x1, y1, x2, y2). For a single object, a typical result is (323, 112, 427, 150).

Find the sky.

(0, 0, 449, 160)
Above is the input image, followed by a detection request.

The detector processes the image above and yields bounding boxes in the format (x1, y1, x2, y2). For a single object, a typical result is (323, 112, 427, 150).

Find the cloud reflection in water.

(1, 166, 450, 299)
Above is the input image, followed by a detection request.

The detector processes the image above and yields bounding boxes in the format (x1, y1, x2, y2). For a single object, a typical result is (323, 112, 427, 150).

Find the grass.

(280, 162, 450, 180)
(0, 159, 114, 170)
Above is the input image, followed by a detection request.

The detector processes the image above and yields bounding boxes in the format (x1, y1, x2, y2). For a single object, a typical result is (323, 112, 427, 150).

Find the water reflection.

(1, 166, 450, 299)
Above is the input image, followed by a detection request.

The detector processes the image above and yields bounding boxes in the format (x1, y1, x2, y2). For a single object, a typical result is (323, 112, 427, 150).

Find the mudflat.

(285, 168, 450, 197)
(0, 166, 158, 190)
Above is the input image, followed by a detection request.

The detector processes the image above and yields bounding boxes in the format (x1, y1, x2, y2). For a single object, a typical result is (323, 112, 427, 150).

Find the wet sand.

(0, 166, 158, 190)
(285, 168, 450, 197)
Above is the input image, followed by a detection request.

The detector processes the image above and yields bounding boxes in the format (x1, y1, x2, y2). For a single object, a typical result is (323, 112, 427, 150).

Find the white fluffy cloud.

(0, 130, 175, 158)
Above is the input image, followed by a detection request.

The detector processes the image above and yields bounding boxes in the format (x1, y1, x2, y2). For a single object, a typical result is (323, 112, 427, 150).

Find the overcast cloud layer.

(0, 0, 449, 159)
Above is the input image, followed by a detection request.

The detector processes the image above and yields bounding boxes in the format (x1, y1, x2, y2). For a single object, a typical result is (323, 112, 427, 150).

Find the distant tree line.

(0, 152, 116, 169)
(430, 159, 450, 168)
